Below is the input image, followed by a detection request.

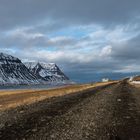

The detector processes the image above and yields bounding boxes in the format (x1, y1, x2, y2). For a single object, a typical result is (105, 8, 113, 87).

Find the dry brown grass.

(133, 76, 140, 81)
(0, 81, 117, 111)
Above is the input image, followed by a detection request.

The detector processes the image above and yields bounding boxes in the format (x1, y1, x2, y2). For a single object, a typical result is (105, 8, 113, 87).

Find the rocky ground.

(0, 81, 140, 140)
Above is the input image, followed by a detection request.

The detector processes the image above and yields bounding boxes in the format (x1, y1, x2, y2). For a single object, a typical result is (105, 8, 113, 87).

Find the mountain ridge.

(0, 53, 40, 85)
(24, 62, 69, 82)
(0, 53, 70, 85)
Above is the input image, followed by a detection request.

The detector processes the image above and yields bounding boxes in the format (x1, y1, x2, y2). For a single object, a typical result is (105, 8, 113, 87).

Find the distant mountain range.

(0, 53, 70, 85)
(24, 62, 69, 82)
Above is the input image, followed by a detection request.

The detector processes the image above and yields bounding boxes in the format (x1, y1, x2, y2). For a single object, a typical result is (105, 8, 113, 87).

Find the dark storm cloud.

(0, 0, 140, 30)
(111, 34, 140, 61)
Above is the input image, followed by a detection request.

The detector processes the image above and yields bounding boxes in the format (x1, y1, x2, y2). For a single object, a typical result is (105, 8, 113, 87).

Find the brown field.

(133, 76, 140, 81)
(0, 81, 117, 111)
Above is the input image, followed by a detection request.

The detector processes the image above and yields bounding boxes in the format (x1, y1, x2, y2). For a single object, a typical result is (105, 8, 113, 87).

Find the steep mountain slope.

(0, 53, 40, 85)
(24, 62, 69, 82)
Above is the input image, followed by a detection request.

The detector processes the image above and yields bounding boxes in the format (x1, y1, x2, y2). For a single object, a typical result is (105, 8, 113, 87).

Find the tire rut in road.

(104, 81, 140, 140)
(0, 84, 115, 140)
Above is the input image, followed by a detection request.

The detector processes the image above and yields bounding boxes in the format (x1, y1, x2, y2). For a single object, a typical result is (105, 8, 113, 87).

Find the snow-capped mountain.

(0, 52, 70, 85)
(24, 62, 69, 82)
(0, 53, 40, 85)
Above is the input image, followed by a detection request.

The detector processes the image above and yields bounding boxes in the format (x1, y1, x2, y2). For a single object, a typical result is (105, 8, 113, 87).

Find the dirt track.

(0, 81, 140, 140)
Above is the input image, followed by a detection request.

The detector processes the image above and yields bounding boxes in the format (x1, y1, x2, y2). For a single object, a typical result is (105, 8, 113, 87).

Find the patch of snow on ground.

(131, 81, 140, 84)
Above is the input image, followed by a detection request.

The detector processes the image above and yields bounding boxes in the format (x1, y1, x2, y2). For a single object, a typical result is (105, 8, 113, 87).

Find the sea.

(0, 72, 139, 90)
(0, 83, 67, 90)
(68, 72, 140, 84)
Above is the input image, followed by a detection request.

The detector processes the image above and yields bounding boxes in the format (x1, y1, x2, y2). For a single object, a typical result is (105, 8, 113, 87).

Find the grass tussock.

(0, 81, 117, 111)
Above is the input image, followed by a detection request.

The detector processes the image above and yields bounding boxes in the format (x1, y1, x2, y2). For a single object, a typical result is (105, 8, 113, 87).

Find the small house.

(102, 78, 109, 82)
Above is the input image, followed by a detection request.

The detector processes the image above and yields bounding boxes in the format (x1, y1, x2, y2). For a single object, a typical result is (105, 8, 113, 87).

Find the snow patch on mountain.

(0, 52, 70, 85)
(0, 53, 40, 85)
(24, 62, 69, 82)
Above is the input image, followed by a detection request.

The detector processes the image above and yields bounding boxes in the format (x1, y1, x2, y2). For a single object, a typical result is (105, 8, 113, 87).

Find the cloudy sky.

(1, 0, 140, 82)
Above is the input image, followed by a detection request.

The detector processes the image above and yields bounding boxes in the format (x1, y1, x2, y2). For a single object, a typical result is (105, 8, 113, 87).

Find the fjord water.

(0, 72, 140, 90)
(0, 83, 66, 90)
(68, 72, 140, 83)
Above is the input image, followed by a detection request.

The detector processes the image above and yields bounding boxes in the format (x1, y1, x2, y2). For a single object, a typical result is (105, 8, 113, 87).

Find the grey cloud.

(111, 34, 140, 61)
(0, 0, 140, 30)
(25, 22, 66, 34)
(0, 30, 77, 49)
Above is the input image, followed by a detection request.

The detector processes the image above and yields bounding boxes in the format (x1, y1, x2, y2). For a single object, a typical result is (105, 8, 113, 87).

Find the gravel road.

(0, 81, 140, 140)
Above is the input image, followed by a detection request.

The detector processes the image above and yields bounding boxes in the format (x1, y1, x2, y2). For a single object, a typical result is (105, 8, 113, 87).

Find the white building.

(129, 76, 133, 82)
(102, 78, 109, 82)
